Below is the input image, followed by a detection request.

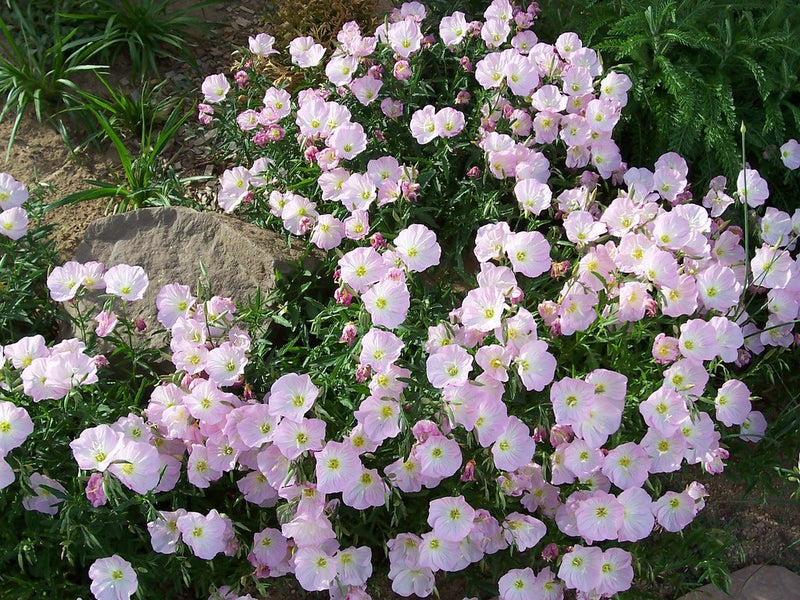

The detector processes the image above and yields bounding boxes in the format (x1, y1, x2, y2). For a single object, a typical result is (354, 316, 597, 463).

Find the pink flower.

(359, 328, 404, 371)
(354, 395, 401, 441)
(311, 214, 345, 250)
(0, 400, 33, 455)
(434, 107, 465, 137)
(156, 283, 195, 328)
(715, 379, 751, 427)
(0, 173, 28, 209)
(335, 546, 373, 587)
(428, 495, 475, 542)
(492, 416, 536, 471)
(426, 343, 472, 388)
(617, 487, 655, 542)
(558, 545, 603, 593)
(563, 210, 607, 244)
(780, 139, 800, 169)
(94, 309, 118, 337)
(248, 33, 278, 57)
(574, 491, 624, 543)
(0, 206, 28, 240)
(595, 548, 634, 596)
(104, 264, 148, 301)
(410, 105, 438, 144)
(294, 547, 338, 591)
(70, 424, 125, 472)
(602, 442, 651, 490)
(394, 224, 441, 272)
(652, 333, 680, 364)
(439, 11, 468, 46)
(290, 36, 326, 67)
(737, 168, 769, 207)
(514, 179, 552, 216)
(47, 261, 87, 302)
(515, 340, 557, 392)
(269, 373, 319, 422)
(739, 410, 767, 442)
(461, 286, 507, 332)
(147, 509, 186, 554)
(22, 472, 67, 515)
(342, 467, 388, 509)
(251, 527, 289, 567)
(315, 440, 362, 494)
(387, 19, 422, 58)
(654, 490, 698, 532)
(362, 278, 410, 329)
(503, 512, 546, 552)
(350, 75, 383, 105)
(177, 509, 232, 560)
(201, 73, 230, 103)
(499, 568, 538, 600)
(380, 97, 403, 119)
(338, 247, 388, 293)
(504, 231, 551, 278)
(417, 435, 462, 479)
(106, 440, 161, 494)
(418, 531, 462, 572)
(695, 263, 742, 312)
(328, 122, 367, 160)
(272, 417, 326, 459)
(88, 555, 138, 600)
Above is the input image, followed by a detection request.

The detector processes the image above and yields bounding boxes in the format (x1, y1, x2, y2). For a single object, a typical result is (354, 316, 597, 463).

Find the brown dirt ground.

(1, 1, 798, 599)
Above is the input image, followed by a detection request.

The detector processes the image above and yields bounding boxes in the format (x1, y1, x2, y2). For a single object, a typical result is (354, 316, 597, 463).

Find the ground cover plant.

(1, 1, 800, 599)
(539, 0, 800, 212)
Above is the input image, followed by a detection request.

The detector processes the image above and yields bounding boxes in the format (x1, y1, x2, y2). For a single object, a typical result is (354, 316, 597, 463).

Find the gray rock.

(69, 206, 319, 352)
(678, 565, 800, 600)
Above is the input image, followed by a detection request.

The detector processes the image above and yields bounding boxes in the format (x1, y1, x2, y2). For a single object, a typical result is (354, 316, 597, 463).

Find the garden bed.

(1, 1, 799, 599)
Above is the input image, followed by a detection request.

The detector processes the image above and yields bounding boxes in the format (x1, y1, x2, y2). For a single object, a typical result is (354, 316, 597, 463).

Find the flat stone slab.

(69, 206, 319, 350)
(678, 565, 800, 600)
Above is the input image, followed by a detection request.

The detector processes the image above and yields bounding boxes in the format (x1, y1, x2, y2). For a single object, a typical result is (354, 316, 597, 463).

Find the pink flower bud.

(579, 170, 599, 189)
(304, 145, 319, 163)
(298, 216, 314, 234)
(459, 56, 473, 71)
(243, 384, 256, 401)
(455, 91, 471, 105)
(339, 322, 357, 346)
(734, 348, 751, 368)
(541, 542, 559, 561)
(355, 363, 371, 383)
(412, 419, 441, 442)
(135, 317, 147, 332)
(253, 129, 269, 146)
(393, 60, 411, 80)
(370, 232, 387, 250)
(460, 458, 476, 482)
(85, 472, 107, 508)
(334, 287, 353, 306)
(538, 300, 559, 326)
(466, 166, 481, 179)
(549, 424, 573, 447)
(234, 70, 249, 87)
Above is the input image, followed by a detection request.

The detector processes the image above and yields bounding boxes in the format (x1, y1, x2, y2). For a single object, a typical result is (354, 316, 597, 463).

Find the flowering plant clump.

(1, 1, 800, 599)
